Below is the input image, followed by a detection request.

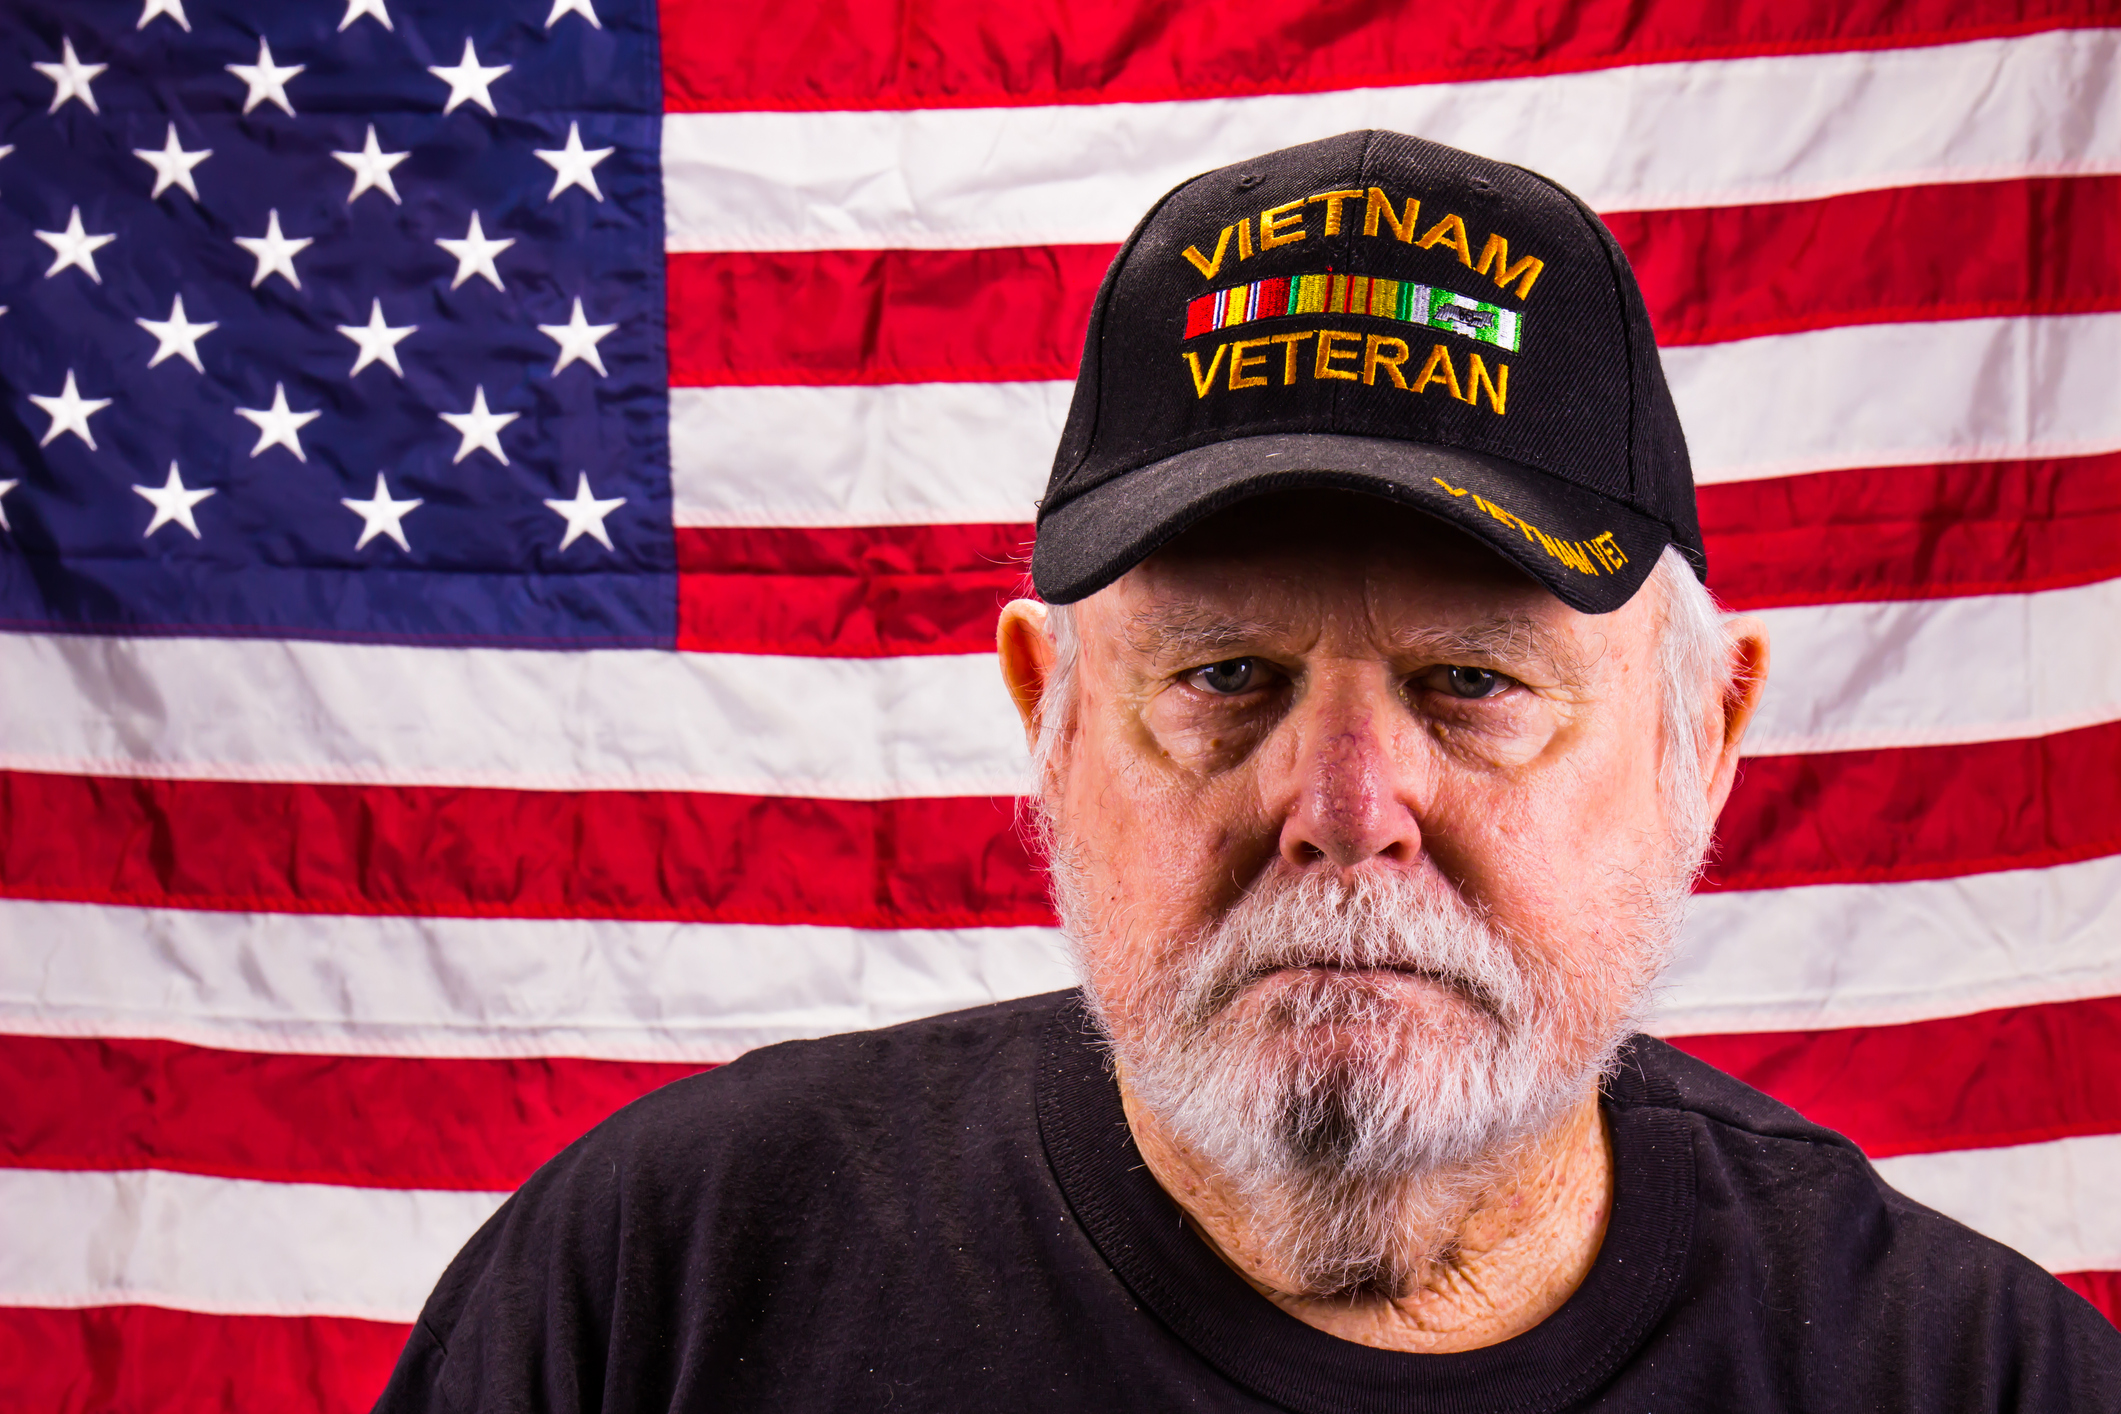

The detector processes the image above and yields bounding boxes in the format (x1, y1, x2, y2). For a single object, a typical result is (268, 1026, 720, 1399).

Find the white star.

(434, 211, 514, 291)
(538, 298, 616, 377)
(138, 0, 190, 31)
(227, 37, 303, 116)
(34, 37, 106, 115)
(134, 462, 214, 539)
(438, 385, 519, 464)
(234, 209, 312, 289)
(0, 479, 17, 533)
(30, 371, 113, 449)
(133, 123, 212, 201)
(342, 473, 422, 552)
(339, 0, 393, 30)
(236, 382, 322, 460)
(544, 473, 625, 551)
(136, 294, 218, 373)
(533, 122, 613, 202)
(332, 124, 409, 205)
(545, 0, 601, 27)
(35, 207, 117, 284)
(337, 298, 417, 378)
(428, 38, 509, 116)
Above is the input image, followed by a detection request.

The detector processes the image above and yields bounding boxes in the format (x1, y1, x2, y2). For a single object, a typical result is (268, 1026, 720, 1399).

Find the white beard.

(1062, 863, 1685, 1300)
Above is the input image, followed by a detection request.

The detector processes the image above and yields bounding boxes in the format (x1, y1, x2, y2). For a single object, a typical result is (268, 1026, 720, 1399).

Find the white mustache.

(1172, 869, 1532, 1034)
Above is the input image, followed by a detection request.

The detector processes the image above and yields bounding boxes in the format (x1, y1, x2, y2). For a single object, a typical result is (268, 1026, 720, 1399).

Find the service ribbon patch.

(1183, 273, 1524, 352)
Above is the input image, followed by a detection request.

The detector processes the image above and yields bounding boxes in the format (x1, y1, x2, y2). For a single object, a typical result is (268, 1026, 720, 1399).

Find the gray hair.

(1030, 545, 1730, 853)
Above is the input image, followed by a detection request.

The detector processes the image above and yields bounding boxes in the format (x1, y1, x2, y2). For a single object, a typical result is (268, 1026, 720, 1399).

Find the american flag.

(1, 0, 2118, 1406)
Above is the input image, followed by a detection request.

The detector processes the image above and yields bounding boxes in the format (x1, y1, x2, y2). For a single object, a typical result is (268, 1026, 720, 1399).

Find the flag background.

(3, 1, 2120, 1409)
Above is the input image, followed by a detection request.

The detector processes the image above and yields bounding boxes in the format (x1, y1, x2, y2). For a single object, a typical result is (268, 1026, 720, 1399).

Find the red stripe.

(0, 771, 1052, 930)
(676, 522, 1030, 656)
(666, 453, 2121, 662)
(659, 0, 2108, 112)
(4, 717, 2115, 931)
(8, 996, 2117, 1194)
(667, 246, 1108, 387)
(7, 723, 2108, 927)
(1707, 718, 2121, 893)
(1668, 994, 2121, 1159)
(664, 177, 2121, 388)
(1699, 451, 2121, 610)
(1184, 293, 1217, 339)
(0, 1305, 408, 1414)
(1611, 175, 2121, 346)
(2058, 1271, 2121, 1328)
(0, 1034, 699, 1191)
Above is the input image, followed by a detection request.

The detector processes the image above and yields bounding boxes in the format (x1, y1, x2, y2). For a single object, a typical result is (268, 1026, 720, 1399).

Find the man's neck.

(1118, 1084, 1614, 1353)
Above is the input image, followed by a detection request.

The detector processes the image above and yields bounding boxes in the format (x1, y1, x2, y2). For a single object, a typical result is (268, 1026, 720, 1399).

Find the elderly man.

(375, 133, 2121, 1410)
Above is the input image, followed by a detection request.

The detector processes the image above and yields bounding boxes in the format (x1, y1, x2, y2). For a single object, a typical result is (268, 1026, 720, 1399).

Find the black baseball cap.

(1031, 129, 1704, 613)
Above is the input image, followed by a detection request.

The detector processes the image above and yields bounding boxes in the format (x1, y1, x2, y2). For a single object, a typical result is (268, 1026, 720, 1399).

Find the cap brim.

(1031, 433, 1674, 613)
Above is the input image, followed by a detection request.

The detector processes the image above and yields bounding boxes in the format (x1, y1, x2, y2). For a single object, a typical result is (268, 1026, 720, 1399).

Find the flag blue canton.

(0, 0, 671, 646)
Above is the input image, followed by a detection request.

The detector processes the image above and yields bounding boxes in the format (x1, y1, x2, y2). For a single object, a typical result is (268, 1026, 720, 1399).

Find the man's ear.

(1702, 616, 1770, 821)
(997, 599, 1057, 753)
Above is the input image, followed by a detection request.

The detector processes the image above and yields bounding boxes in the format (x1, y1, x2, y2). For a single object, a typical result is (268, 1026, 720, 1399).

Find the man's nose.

(1275, 681, 1423, 869)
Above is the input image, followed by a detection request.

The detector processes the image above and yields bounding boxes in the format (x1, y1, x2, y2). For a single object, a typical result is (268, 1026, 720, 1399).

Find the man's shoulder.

(571, 988, 1073, 1178)
(1618, 1033, 1859, 1148)
(1622, 1032, 1959, 1233)
(1623, 1034, 2121, 1374)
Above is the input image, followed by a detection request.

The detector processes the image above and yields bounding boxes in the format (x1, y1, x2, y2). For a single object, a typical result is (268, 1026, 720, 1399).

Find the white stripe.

(0, 900, 1076, 1062)
(669, 315, 2121, 528)
(1874, 1135, 2121, 1274)
(0, 1168, 502, 1323)
(3, 851, 2114, 1060)
(2, 1141, 2103, 1327)
(1669, 313, 2121, 486)
(671, 380, 1065, 528)
(3, 586, 2109, 792)
(0, 632, 1028, 799)
(663, 30, 2121, 252)
(1744, 575, 2121, 756)
(1651, 855, 2121, 1037)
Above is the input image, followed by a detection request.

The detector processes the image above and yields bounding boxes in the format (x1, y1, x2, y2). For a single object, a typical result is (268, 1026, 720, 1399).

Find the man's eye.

(1190, 658, 1263, 695)
(1423, 665, 1513, 699)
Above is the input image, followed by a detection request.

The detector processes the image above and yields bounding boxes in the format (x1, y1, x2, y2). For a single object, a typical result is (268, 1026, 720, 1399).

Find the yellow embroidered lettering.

(1182, 226, 1234, 280)
(1438, 481, 1621, 578)
(1362, 334, 1411, 389)
(1363, 187, 1418, 242)
(1236, 215, 1255, 261)
(1259, 200, 1306, 249)
(1417, 213, 1473, 266)
(1228, 337, 1272, 390)
(1268, 330, 1315, 384)
(1474, 233, 1544, 299)
(1182, 345, 1229, 398)
(1411, 343, 1463, 400)
(1314, 329, 1362, 381)
(1306, 188, 1366, 236)
(1465, 354, 1507, 414)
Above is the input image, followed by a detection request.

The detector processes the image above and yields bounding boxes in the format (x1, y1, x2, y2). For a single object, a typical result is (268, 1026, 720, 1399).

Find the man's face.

(1010, 490, 1737, 1295)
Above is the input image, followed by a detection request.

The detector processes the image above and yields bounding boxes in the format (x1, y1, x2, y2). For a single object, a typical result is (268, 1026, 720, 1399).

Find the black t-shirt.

(374, 991, 2121, 1411)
